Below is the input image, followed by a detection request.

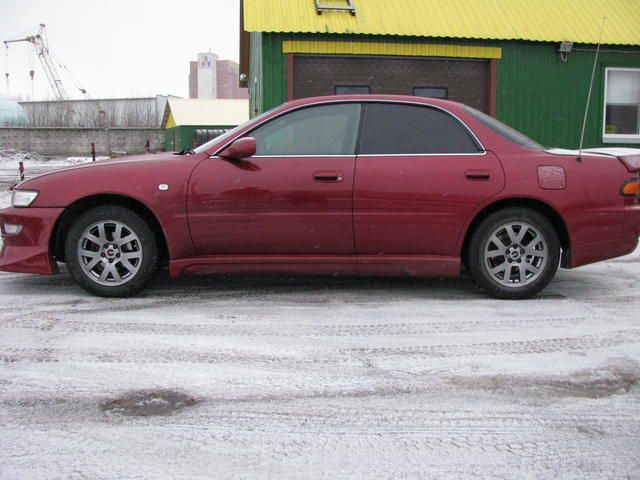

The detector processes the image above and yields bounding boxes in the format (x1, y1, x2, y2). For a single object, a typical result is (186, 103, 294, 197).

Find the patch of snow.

(0, 191, 9, 209)
(0, 150, 639, 478)
(0, 246, 638, 478)
(547, 147, 640, 157)
(0, 150, 103, 195)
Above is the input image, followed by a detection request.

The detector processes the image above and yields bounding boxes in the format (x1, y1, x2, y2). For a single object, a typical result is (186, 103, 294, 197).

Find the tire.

(468, 207, 560, 299)
(64, 205, 158, 297)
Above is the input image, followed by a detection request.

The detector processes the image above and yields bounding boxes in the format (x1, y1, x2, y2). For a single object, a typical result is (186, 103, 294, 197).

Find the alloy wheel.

(483, 221, 548, 288)
(77, 220, 143, 287)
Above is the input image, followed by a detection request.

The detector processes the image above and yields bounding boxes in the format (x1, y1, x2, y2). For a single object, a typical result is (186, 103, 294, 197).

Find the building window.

(413, 87, 448, 99)
(603, 67, 640, 143)
(335, 86, 371, 95)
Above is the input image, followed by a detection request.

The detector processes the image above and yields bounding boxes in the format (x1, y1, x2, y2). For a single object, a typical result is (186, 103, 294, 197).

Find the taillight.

(621, 179, 640, 197)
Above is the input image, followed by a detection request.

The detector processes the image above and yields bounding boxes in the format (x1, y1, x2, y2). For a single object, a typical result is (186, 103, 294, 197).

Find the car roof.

(282, 94, 466, 111)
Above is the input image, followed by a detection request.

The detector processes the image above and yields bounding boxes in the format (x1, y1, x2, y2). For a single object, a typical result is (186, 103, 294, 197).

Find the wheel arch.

(51, 194, 169, 264)
(460, 197, 572, 270)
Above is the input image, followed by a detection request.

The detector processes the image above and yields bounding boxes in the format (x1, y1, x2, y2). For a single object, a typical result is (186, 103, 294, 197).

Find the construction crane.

(3, 24, 73, 101)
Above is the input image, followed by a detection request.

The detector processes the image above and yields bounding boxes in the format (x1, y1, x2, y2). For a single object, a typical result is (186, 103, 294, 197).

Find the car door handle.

(465, 170, 492, 180)
(313, 171, 343, 183)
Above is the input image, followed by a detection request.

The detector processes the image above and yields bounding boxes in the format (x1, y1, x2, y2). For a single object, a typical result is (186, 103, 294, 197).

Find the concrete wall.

(0, 127, 166, 156)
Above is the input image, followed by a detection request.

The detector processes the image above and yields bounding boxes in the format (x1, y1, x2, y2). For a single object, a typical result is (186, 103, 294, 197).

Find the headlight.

(11, 189, 39, 207)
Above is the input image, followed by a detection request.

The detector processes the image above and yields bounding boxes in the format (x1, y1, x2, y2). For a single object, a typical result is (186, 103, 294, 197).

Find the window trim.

(212, 99, 486, 157)
(602, 66, 640, 144)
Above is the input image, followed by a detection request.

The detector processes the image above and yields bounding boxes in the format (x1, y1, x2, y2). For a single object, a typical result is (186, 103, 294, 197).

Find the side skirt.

(169, 255, 461, 278)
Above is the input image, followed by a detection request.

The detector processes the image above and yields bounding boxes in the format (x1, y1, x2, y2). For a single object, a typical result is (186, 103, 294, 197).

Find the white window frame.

(602, 67, 640, 144)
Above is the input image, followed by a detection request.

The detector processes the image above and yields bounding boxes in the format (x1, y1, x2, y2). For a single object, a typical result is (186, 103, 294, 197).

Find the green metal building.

(162, 98, 249, 151)
(240, 0, 640, 149)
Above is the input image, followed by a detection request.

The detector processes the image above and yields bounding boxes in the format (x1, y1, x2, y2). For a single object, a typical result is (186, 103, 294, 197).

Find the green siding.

(496, 41, 640, 148)
(250, 32, 640, 148)
(249, 32, 287, 117)
(166, 125, 236, 151)
(261, 33, 287, 114)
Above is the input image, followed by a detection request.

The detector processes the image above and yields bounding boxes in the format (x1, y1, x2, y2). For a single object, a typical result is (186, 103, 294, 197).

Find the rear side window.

(359, 103, 481, 155)
(464, 105, 544, 150)
(251, 103, 361, 156)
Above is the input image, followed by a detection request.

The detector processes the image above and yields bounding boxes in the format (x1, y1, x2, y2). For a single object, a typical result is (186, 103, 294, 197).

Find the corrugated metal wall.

(244, 0, 640, 46)
(251, 33, 640, 149)
(496, 41, 640, 148)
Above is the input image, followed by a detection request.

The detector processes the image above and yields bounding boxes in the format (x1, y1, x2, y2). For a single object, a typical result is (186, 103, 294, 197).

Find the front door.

(187, 102, 362, 255)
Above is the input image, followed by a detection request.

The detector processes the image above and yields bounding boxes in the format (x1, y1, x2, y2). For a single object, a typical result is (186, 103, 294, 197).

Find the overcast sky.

(0, 0, 240, 100)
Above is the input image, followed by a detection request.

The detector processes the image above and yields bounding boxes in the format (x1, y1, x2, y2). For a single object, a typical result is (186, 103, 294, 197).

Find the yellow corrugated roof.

(244, 0, 640, 45)
(163, 99, 249, 128)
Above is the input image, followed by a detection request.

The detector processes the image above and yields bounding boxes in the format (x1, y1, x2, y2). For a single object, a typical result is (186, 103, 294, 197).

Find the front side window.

(359, 103, 481, 155)
(604, 68, 640, 142)
(251, 103, 361, 155)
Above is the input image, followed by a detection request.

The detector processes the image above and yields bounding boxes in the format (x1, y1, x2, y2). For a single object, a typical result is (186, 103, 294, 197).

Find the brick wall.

(0, 128, 166, 156)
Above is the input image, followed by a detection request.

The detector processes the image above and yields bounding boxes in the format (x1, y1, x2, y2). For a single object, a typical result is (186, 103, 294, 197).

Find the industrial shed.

(162, 98, 249, 151)
(240, 0, 640, 148)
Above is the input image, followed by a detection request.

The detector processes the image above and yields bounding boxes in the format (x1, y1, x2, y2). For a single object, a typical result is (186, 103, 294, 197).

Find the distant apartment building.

(189, 53, 248, 99)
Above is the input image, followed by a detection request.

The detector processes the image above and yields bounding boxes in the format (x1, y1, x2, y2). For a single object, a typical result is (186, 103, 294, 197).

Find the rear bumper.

(627, 204, 640, 238)
(0, 207, 64, 275)
(570, 204, 640, 268)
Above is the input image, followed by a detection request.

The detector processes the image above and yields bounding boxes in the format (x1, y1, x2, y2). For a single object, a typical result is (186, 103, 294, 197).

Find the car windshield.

(464, 105, 545, 151)
(193, 106, 280, 154)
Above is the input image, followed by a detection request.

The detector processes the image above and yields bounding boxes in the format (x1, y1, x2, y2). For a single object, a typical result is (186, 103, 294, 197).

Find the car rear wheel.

(64, 205, 158, 297)
(468, 208, 560, 299)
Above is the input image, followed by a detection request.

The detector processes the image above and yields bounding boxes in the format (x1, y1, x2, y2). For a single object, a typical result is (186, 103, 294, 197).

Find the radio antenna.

(577, 16, 606, 162)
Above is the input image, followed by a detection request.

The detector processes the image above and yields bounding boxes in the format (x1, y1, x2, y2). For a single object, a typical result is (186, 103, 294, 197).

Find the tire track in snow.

(1, 329, 639, 364)
(0, 315, 613, 337)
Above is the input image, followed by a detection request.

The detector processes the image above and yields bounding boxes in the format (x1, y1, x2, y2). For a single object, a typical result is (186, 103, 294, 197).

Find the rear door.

(187, 102, 361, 255)
(354, 102, 505, 256)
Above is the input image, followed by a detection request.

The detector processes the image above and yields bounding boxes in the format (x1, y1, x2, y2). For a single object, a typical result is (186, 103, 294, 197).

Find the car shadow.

(1, 258, 622, 303)
(0, 268, 487, 302)
(148, 270, 482, 298)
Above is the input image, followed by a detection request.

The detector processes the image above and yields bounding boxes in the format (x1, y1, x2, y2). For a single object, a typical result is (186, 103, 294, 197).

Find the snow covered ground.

(0, 152, 639, 479)
(0, 150, 101, 202)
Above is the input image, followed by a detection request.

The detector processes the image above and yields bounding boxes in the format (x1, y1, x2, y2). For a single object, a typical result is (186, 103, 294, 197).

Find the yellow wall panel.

(283, 40, 502, 59)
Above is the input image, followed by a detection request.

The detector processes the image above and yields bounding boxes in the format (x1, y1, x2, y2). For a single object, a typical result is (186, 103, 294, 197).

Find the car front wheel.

(468, 208, 560, 299)
(64, 205, 158, 297)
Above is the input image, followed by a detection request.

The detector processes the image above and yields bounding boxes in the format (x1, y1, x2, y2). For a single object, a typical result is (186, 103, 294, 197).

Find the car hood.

(21, 152, 187, 182)
(72, 151, 182, 167)
(15, 151, 199, 192)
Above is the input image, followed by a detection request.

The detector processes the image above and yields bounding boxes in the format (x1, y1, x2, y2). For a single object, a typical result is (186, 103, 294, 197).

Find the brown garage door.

(293, 55, 489, 112)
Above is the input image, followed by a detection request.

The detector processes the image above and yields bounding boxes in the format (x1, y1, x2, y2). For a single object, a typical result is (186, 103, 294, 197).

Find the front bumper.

(0, 206, 64, 274)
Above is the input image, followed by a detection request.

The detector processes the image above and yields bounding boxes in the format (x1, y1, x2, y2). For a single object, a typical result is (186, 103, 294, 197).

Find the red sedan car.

(1, 95, 639, 298)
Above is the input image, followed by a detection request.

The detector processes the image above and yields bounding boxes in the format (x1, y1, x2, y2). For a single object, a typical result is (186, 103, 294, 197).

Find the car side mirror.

(219, 137, 256, 160)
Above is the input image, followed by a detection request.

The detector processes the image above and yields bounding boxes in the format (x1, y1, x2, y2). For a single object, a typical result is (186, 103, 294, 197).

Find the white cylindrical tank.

(0, 94, 29, 126)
